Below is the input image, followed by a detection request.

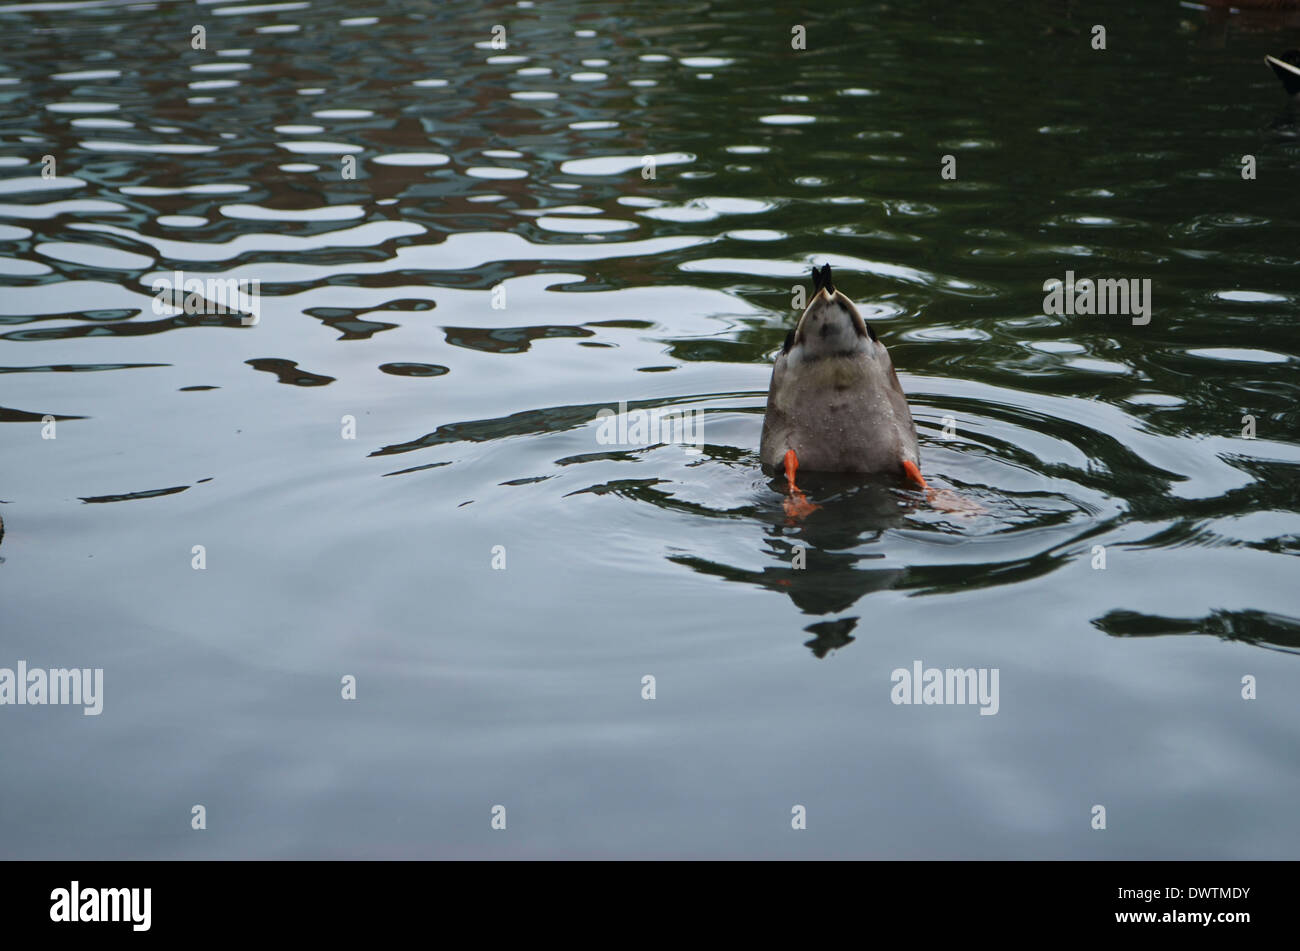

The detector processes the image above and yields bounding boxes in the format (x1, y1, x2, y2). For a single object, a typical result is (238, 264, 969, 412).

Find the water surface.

(2, 0, 1299, 858)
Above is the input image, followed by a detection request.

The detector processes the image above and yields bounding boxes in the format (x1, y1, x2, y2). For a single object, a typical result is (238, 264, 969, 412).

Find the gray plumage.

(760, 267, 919, 476)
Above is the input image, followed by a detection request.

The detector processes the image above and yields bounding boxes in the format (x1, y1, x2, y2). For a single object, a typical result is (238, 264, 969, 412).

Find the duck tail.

(1266, 52, 1300, 97)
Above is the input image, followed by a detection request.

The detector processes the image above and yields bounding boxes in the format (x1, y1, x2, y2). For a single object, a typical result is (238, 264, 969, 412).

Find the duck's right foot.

(782, 449, 820, 520)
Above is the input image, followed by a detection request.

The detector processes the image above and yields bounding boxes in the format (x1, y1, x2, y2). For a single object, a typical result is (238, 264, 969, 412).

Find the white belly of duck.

(760, 265, 920, 478)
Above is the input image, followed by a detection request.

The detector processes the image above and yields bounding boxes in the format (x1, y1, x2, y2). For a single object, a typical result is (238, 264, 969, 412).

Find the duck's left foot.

(902, 458, 986, 517)
(901, 459, 928, 490)
(927, 488, 987, 516)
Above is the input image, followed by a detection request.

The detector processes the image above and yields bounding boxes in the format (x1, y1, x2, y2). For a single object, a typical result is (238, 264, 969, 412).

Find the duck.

(1265, 50, 1300, 97)
(761, 264, 926, 515)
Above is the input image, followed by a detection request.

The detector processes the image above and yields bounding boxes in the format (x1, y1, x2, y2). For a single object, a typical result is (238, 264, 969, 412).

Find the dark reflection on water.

(245, 356, 334, 385)
(2, 0, 1300, 858)
(444, 323, 595, 353)
(0, 404, 84, 421)
(80, 484, 189, 504)
(1094, 609, 1300, 655)
(377, 361, 447, 377)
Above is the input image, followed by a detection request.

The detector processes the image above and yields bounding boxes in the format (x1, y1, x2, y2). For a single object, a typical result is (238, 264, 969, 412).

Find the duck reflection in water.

(670, 469, 921, 655)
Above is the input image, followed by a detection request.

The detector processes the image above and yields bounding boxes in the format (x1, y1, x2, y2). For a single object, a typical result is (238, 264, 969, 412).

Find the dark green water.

(1, 0, 1298, 858)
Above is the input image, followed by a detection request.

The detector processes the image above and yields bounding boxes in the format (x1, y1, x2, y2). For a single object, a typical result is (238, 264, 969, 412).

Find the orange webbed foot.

(902, 458, 987, 517)
(782, 449, 820, 520)
(901, 459, 928, 491)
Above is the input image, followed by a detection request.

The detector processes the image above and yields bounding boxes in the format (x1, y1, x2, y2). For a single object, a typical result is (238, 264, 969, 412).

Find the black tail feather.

(1267, 50, 1300, 97)
(811, 263, 834, 295)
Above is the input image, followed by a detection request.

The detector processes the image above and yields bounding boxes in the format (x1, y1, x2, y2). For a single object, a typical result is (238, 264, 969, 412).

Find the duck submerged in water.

(761, 264, 927, 516)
